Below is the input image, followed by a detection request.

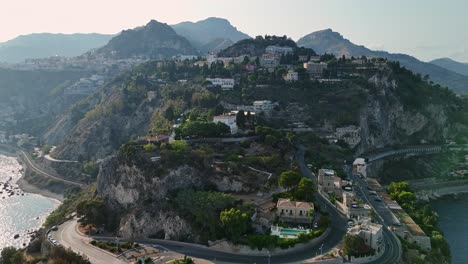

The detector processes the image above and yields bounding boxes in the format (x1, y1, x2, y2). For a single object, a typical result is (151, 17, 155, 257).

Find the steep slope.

(171, 17, 250, 52)
(0, 33, 113, 63)
(95, 20, 196, 59)
(297, 29, 468, 94)
(198, 38, 234, 53)
(431, 58, 468, 77)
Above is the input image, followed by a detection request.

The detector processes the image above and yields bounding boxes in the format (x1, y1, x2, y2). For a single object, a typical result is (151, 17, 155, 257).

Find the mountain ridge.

(297, 29, 468, 93)
(430, 57, 468, 77)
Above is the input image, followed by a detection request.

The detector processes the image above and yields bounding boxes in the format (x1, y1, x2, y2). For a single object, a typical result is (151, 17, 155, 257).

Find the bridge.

(364, 145, 444, 163)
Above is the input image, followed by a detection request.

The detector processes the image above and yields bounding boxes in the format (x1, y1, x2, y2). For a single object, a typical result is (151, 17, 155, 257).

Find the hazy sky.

(1, 0, 467, 62)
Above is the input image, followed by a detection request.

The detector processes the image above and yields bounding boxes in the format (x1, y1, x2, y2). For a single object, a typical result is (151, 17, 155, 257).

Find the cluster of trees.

(342, 234, 372, 258)
(0, 246, 89, 264)
(76, 199, 107, 227)
(174, 190, 237, 240)
(175, 121, 230, 138)
(278, 170, 315, 202)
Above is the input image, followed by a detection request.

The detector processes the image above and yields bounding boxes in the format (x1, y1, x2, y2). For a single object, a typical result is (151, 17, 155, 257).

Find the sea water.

(0, 154, 60, 250)
(431, 193, 468, 264)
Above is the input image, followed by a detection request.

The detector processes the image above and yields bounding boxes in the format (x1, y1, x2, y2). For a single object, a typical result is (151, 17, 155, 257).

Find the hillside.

(0, 33, 113, 63)
(431, 58, 468, 77)
(218, 35, 299, 57)
(171, 17, 250, 52)
(297, 29, 468, 94)
(95, 20, 196, 59)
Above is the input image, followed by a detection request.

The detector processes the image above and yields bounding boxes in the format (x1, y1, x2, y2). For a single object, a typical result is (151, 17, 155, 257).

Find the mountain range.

(430, 58, 468, 77)
(0, 33, 114, 63)
(297, 29, 468, 93)
(94, 20, 196, 59)
(171, 17, 251, 53)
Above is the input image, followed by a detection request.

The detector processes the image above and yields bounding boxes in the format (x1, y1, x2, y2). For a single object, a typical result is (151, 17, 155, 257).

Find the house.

(336, 191, 371, 219)
(276, 198, 314, 223)
(317, 169, 342, 196)
(147, 91, 157, 102)
(213, 115, 238, 134)
(245, 64, 256, 71)
(304, 62, 328, 78)
(283, 70, 299, 82)
(353, 158, 367, 178)
(309, 55, 321, 62)
(206, 78, 235, 90)
(298, 55, 309, 62)
(348, 218, 383, 252)
(253, 100, 274, 113)
(260, 53, 280, 68)
(265, 45, 294, 55)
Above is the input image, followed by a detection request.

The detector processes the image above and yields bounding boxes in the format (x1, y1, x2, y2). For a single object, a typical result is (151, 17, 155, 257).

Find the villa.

(213, 115, 238, 134)
(276, 198, 314, 223)
(348, 217, 383, 252)
(318, 169, 343, 196)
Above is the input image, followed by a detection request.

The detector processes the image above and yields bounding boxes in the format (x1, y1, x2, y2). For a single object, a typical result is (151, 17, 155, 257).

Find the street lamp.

(319, 243, 324, 255)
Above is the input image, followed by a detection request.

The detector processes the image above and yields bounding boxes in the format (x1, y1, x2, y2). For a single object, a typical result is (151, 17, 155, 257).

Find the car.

(374, 198, 382, 202)
(51, 226, 58, 231)
(313, 223, 318, 228)
(366, 186, 373, 190)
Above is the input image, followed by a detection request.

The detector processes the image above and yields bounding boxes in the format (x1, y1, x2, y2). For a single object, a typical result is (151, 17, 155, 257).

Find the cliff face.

(356, 67, 461, 155)
(96, 154, 258, 240)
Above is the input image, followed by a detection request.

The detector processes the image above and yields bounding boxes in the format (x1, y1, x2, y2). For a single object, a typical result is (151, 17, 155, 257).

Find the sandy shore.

(17, 177, 64, 202)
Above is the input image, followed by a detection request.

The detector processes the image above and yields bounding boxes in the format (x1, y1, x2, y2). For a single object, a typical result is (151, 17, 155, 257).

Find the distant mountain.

(171, 17, 250, 52)
(95, 20, 196, 59)
(297, 29, 468, 94)
(0, 33, 113, 63)
(430, 58, 468, 77)
(198, 38, 234, 54)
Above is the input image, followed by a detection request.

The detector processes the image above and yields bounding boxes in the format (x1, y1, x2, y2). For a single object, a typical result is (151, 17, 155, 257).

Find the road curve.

(52, 218, 126, 264)
(18, 150, 84, 187)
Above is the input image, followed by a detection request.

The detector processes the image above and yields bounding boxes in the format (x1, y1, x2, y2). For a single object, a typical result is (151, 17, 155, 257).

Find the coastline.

(416, 185, 468, 201)
(0, 151, 64, 202)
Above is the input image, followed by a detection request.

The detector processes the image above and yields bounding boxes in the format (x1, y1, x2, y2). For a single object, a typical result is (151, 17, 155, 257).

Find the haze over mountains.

(171, 17, 251, 53)
(430, 58, 468, 77)
(1, 18, 468, 93)
(297, 29, 468, 94)
(0, 33, 114, 63)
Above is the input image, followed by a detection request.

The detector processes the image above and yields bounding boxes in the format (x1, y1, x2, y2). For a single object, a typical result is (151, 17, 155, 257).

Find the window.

(299, 210, 303, 216)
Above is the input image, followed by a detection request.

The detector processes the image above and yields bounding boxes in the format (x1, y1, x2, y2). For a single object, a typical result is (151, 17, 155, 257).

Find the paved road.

(18, 149, 84, 187)
(347, 169, 401, 264)
(52, 218, 126, 264)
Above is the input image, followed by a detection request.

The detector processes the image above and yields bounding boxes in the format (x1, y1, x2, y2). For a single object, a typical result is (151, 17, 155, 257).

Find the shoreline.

(416, 185, 468, 201)
(0, 152, 64, 202)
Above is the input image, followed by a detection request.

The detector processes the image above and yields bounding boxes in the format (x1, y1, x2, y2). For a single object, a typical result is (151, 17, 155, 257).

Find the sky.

(1, 0, 467, 62)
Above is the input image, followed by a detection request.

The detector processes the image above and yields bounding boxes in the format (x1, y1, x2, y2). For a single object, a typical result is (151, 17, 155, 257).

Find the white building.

(284, 70, 299, 82)
(213, 115, 238, 134)
(276, 198, 314, 223)
(265, 45, 294, 55)
(337, 191, 371, 219)
(253, 100, 274, 113)
(353, 158, 367, 178)
(206, 78, 235, 90)
(348, 218, 383, 252)
(304, 62, 328, 78)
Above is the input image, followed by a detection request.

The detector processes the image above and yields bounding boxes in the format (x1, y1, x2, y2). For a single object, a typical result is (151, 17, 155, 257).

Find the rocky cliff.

(96, 149, 259, 240)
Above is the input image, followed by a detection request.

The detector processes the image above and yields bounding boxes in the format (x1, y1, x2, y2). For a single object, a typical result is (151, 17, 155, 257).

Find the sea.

(0, 154, 60, 250)
(431, 193, 468, 264)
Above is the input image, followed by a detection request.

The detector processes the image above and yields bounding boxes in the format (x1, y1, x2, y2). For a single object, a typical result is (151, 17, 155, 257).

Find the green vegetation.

(76, 199, 106, 227)
(0, 246, 89, 264)
(342, 234, 373, 258)
(45, 185, 101, 229)
(174, 190, 237, 241)
(90, 240, 139, 254)
(277, 170, 315, 202)
(387, 181, 451, 263)
(220, 208, 250, 242)
(175, 121, 230, 138)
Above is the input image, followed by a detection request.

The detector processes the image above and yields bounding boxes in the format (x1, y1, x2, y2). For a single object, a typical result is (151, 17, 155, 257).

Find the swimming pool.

(280, 228, 308, 235)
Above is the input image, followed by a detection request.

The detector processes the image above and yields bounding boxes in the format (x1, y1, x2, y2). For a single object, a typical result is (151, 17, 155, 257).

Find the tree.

(220, 208, 250, 242)
(278, 171, 303, 190)
(143, 143, 157, 152)
(295, 178, 315, 202)
(343, 234, 368, 257)
(0, 247, 20, 264)
(76, 199, 106, 226)
(236, 110, 246, 128)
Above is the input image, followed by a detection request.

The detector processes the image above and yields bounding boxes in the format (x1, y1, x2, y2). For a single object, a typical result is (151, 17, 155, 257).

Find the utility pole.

(320, 243, 324, 255)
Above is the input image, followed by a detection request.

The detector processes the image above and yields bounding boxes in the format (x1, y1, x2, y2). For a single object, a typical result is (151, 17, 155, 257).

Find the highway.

(346, 167, 401, 264)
